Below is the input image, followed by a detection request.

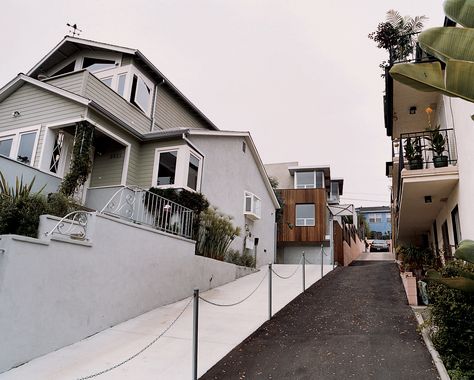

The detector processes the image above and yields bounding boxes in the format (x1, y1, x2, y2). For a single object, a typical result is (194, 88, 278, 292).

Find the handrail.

(99, 185, 194, 239)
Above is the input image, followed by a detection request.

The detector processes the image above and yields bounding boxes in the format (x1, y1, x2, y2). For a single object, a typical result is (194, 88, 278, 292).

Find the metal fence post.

(321, 244, 324, 279)
(192, 288, 199, 380)
(268, 263, 272, 320)
(302, 251, 305, 292)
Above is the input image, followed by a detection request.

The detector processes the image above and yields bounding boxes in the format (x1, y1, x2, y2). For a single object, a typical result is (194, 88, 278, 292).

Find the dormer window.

(295, 171, 324, 189)
(82, 57, 116, 73)
(130, 74, 151, 112)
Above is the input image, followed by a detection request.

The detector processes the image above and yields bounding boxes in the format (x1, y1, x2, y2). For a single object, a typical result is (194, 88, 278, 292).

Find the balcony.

(393, 128, 459, 243)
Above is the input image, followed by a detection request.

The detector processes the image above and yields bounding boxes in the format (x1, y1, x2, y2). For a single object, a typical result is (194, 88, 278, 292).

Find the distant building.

(356, 206, 391, 239)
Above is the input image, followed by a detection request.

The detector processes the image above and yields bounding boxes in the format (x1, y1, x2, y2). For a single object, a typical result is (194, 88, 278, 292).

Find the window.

(368, 213, 382, 223)
(187, 153, 200, 190)
(244, 191, 261, 220)
(386, 215, 392, 224)
(296, 204, 315, 226)
(82, 57, 116, 73)
(49, 131, 65, 173)
(451, 205, 461, 247)
(295, 171, 324, 189)
(53, 61, 75, 76)
(157, 150, 178, 186)
(0, 127, 39, 166)
(0, 136, 13, 157)
(131, 74, 151, 112)
(117, 74, 127, 96)
(101, 77, 113, 87)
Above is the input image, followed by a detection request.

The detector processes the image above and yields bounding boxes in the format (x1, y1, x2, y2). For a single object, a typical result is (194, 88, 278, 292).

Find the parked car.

(370, 240, 389, 252)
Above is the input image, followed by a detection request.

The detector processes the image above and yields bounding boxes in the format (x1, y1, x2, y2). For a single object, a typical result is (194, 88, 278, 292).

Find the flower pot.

(433, 155, 448, 168)
(408, 159, 423, 170)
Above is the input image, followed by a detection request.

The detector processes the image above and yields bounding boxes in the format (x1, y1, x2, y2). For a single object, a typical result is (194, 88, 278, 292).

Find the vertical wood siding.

(277, 188, 327, 243)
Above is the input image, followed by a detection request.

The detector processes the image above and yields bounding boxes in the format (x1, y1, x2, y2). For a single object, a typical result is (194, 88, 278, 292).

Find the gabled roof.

(187, 130, 280, 209)
(26, 36, 219, 131)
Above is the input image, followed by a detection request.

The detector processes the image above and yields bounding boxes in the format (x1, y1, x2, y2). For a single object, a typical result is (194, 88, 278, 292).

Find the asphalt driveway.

(201, 261, 438, 380)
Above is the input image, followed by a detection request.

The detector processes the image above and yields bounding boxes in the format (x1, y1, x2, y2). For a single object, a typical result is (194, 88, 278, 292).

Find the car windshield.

(373, 240, 386, 244)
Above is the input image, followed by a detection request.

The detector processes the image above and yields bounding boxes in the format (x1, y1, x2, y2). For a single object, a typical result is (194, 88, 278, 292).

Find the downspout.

(150, 79, 165, 132)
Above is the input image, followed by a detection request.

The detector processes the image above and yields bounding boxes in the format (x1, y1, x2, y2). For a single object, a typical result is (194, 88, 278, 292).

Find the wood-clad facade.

(277, 188, 327, 244)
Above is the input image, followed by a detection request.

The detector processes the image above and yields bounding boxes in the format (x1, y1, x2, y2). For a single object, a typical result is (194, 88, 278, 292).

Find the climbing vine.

(60, 121, 94, 197)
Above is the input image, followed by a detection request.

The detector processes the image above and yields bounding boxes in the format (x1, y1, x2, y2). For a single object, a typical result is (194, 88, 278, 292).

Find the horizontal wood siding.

(87, 110, 140, 186)
(154, 86, 210, 130)
(136, 140, 185, 189)
(84, 73, 151, 135)
(277, 188, 327, 244)
(44, 71, 86, 94)
(90, 146, 125, 187)
(0, 83, 86, 167)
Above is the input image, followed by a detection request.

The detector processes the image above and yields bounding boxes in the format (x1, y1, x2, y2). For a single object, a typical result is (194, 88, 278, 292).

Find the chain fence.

(76, 297, 193, 380)
(199, 270, 268, 307)
(271, 256, 303, 279)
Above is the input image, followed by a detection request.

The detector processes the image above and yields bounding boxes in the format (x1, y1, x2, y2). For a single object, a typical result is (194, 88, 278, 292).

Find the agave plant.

(390, 0, 474, 102)
(0, 171, 45, 199)
(427, 240, 474, 292)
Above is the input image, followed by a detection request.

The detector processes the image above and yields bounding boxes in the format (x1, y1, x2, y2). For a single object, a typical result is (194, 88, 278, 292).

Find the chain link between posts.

(199, 270, 268, 307)
(76, 297, 193, 380)
(271, 256, 303, 279)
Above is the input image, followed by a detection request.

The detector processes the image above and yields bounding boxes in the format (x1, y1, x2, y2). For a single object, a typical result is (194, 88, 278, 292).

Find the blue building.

(356, 206, 391, 239)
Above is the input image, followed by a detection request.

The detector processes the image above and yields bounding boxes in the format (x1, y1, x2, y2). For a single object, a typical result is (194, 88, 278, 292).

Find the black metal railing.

(389, 38, 436, 66)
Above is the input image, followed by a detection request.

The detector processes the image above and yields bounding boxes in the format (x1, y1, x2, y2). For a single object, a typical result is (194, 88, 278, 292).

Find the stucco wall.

(0, 213, 249, 373)
(264, 162, 298, 189)
(342, 236, 364, 266)
(277, 244, 331, 265)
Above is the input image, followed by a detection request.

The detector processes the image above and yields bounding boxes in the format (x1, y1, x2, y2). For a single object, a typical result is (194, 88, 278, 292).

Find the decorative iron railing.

(45, 211, 94, 241)
(100, 186, 194, 239)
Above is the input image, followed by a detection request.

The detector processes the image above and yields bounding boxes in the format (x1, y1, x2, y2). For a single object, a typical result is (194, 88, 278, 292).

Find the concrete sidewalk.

(202, 261, 438, 380)
(0, 264, 333, 380)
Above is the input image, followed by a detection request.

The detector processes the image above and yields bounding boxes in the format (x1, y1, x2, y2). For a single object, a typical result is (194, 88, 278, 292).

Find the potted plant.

(427, 125, 448, 167)
(404, 137, 423, 170)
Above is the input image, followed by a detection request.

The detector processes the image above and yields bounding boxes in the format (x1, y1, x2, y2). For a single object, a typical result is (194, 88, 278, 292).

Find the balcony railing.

(394, 128, 457, 212)
(100, 186, 194, 239)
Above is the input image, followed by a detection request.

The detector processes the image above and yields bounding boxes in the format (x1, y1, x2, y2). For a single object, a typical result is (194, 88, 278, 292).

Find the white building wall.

(264, 162, 298, 189)
(434, 183, 459, 254)
(444, 97, 474, 240)
(189, 135, 277, 267)
(0, 214, 253, 373)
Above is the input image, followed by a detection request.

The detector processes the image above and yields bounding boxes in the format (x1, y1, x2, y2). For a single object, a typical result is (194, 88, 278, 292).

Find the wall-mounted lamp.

(409, 106, 417, 115)
(12, 111, 21, 118)
(287, 222, 294, 230)
(424, 195, 432, 204)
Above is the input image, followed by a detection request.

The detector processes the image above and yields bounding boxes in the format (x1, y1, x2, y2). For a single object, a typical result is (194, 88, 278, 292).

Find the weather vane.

(66, 23, 82, 37)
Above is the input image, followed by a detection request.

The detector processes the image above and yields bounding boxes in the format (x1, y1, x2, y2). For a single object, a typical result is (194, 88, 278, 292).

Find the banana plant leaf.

(428, 277, 474, 293)
(455, 239, 474, 263)
(418, 27, 474, 64)
(444, 0, 474, 28)
(390, 61, 474, 103)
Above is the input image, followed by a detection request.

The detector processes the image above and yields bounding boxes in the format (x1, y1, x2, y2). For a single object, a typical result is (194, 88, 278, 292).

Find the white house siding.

(43, 71, 86, 95)
(0, 83, 87, 168)
(0, 213, 245, 374)
(83, 73, 151, 135)
(446, 97, 474, 240)
(434, 183, 460, 254)
(154, 85, 210, 131)
(188, 135, 277, 267)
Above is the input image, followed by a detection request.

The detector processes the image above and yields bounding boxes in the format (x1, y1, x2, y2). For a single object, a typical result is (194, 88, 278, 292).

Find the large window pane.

(296, 171, 314, 188)
(187, 154, 200, 190)
(101, 77, 113, 87)
(316, 171, 324, 188)
(82, 57, 116, 73)
(117, 74, 126, 96)
(0, 138, 13, 157)
(296, 204, 315, 226)
(17, 132, 36, 164)
(131, 75, 151, 112)
(157, 151, 177, 186)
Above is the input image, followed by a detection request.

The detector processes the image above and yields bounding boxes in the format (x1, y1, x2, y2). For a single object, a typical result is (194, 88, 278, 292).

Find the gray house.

(0, 36, 279, 265)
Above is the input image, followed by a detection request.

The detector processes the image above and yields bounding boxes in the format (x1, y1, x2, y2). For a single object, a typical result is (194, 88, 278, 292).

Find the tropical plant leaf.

(455, 239, 474, 263)
(444, 0, 474, 28)
(426, 269, 442, 279)
(419, 27, 474, 63)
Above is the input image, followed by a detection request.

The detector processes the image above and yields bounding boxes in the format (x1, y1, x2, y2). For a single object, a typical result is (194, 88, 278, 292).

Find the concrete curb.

(412, 307, 450, 380)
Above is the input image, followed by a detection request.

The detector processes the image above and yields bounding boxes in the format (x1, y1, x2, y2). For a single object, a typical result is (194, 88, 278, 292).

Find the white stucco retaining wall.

(0, 214, 250, 373)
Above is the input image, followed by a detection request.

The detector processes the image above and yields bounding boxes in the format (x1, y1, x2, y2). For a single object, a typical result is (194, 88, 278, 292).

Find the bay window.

(295, 171, 324, 189)
(244, 191, 261, 220)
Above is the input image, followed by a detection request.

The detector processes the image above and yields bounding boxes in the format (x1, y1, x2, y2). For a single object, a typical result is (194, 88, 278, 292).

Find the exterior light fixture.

(424, 195, 432, 204)
(12, 111, 21, 118)
(409, 106, 417, 115)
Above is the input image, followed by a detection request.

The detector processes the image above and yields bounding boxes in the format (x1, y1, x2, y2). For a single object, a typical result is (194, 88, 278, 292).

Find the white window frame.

(294, 171, 324, 189)
(0, 125, 41, 167)
(295, 204, 315, 226)
(368, 213, 382, 224)
(152, 145, 203, 192)
(244, 191, 261, 220)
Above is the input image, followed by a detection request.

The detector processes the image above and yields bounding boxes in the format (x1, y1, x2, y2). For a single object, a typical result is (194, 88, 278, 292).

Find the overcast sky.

(0, 1, 446, 207)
